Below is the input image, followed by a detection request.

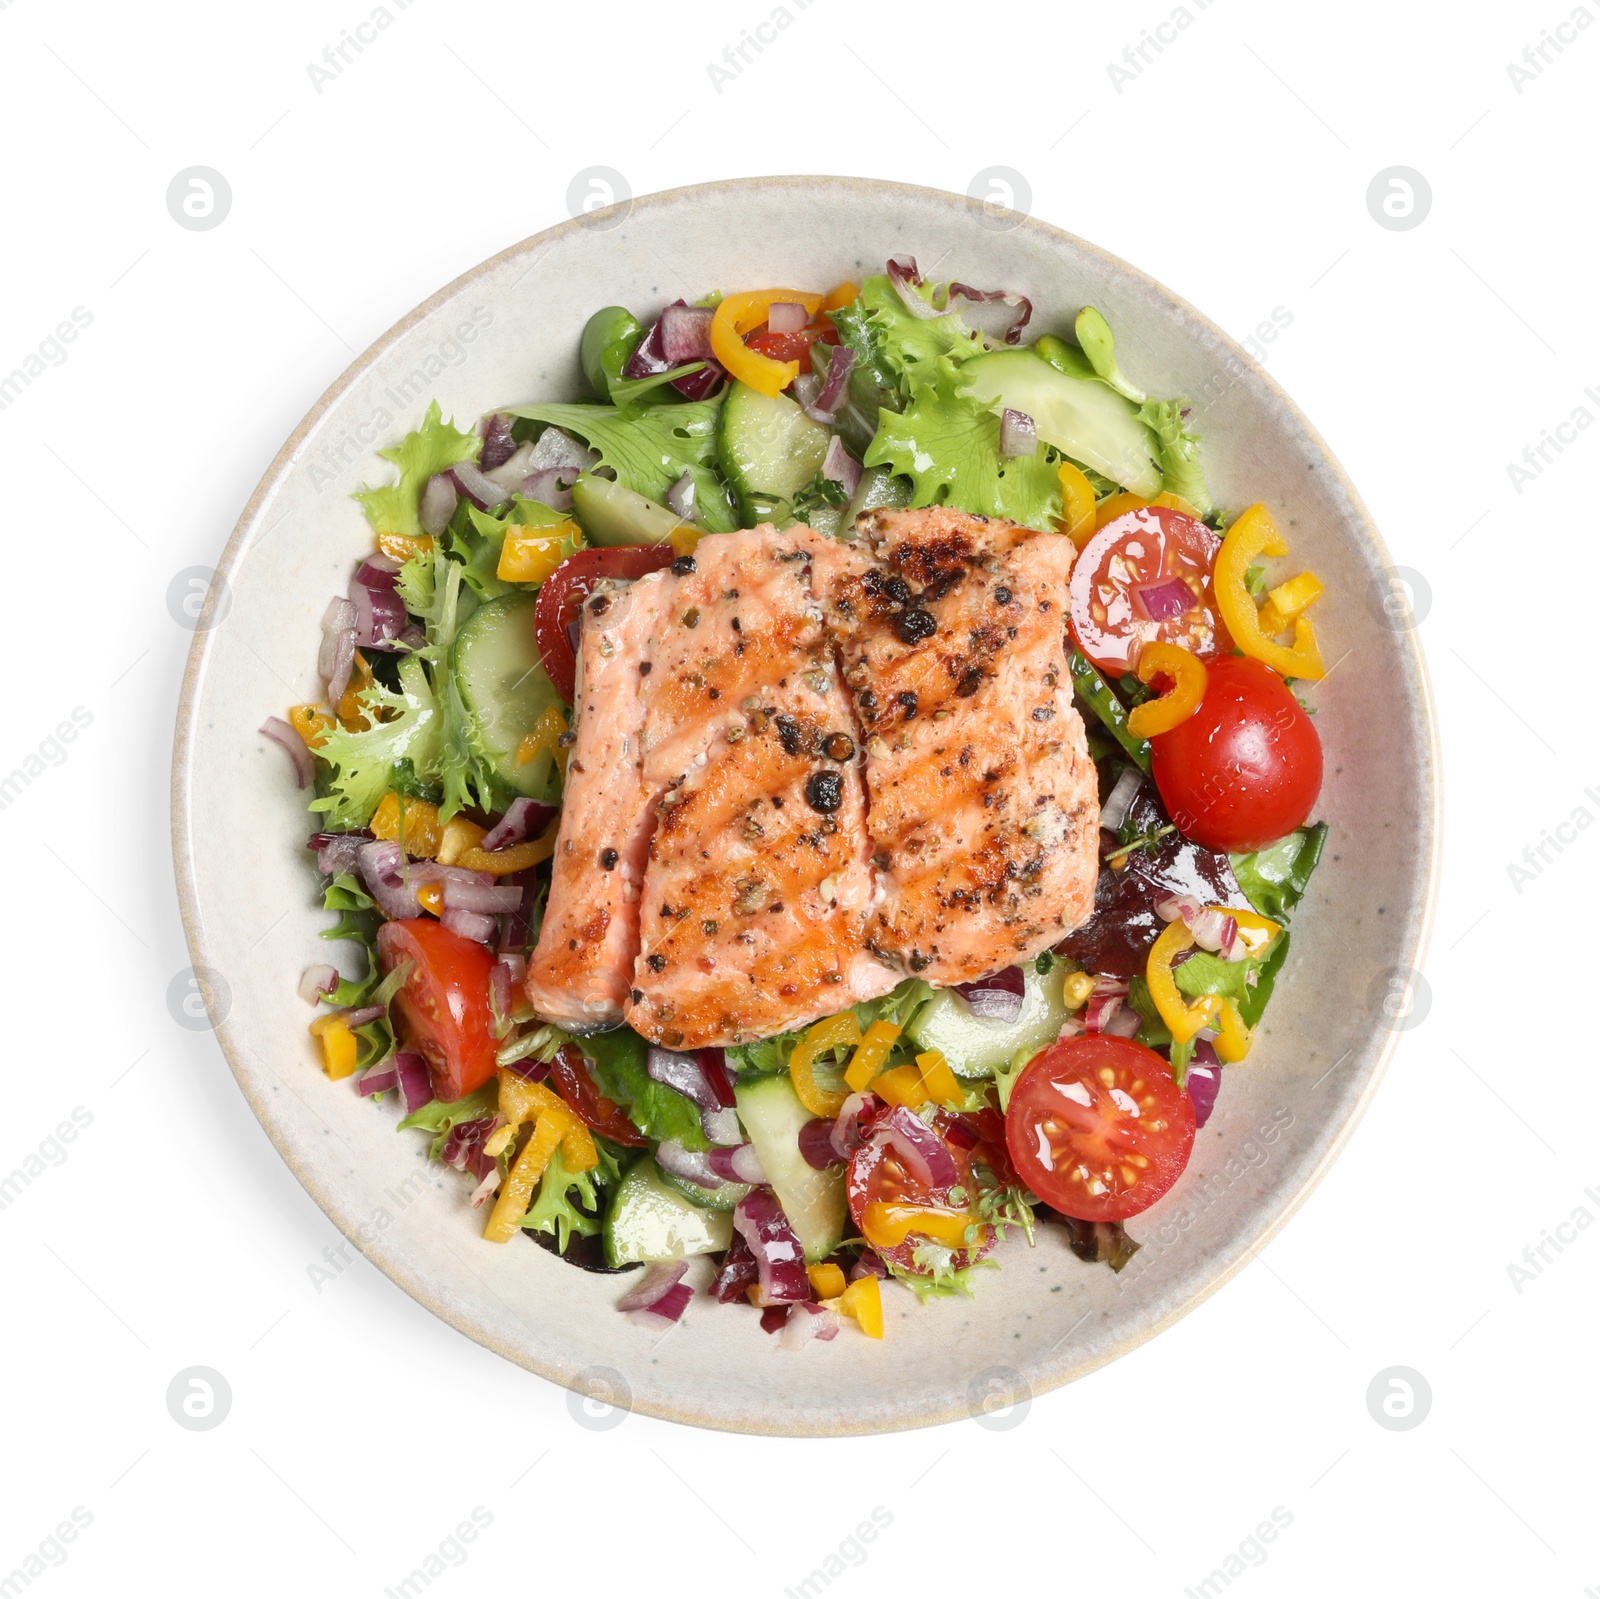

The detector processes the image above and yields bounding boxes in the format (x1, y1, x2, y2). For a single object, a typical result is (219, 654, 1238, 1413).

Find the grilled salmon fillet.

(624, 525, 897, 1048)
(808, 508, 1099, 984)
(523, 574, 660, 1032)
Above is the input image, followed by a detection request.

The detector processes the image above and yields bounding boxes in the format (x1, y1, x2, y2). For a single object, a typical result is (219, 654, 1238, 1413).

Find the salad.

(261, 258, 1330, 1348)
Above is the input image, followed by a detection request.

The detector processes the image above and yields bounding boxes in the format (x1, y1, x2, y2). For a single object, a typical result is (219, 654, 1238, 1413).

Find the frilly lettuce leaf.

(1137, 398, 1212, 517)
(355, 401, 480, 538)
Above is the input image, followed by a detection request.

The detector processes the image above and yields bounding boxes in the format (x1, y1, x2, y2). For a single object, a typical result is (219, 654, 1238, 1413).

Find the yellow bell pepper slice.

(435, 816, 488, 866)
(309, 1015, 360, 1080)
(1146, 920, 1222, 1046)
(417, 882, 445, 917)
(861, 1203, 975, 1251)
(498, 525, 574, 585)
(375, 531, 433, 563)
(515, 705, 569, 775)
(668, 522, 703, 559)
(1214, 999, 1252, 1064)
(914, 1051, 964, 1109)
(807, 1263, 847, 1299)
(496, 1070, 598, 1175)
(1256, 571, 1324, 638)
(1057, 462, 1097, 549)
(871, 1065, 926, 1109)
(822, 281, 859, 311)
(456, 818, 560, 877)
(483, 1115, 563, 1242)
(288, 704, 335, 749)
(789, 1012, 862, 1118)
(1127, 641, 1208, 739)
(370, 792, 445, 858)
(1215, 505, 1326, 679)
(1093, 490, 1205, 532)
(710, 289, 825, 397)
(842, 1019, 901, 1094)
(836, 1274, 884, 1339)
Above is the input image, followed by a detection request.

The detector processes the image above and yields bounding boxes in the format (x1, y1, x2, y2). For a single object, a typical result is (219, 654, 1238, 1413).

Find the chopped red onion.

(1103, 1007, 1143, 1038)
(319, 597, 358, 705)
(1084, 993, 1125, 1034)
(625, 300, 726, 400)
(646, 1046, 719, 1111)
(707, 1143, 766, 1184)
(695, 1048, 736, 1108)
(526, 425, 598, 473)
(953, 967, 1025, 1024)
(712, 1230, 760, 1303)
(1100, 767, 1143, 833)
(440, 1115, 495, 1172)
(999, 408, 1037, 458)
(484, 440, 538, 495)
(940, 1113, 981, 1151)
(658, 303, 716, 362)
(358, 840, 421, 920)
(1136, 577, 1197, 623)
(733, 1189, 809, 1304)
(409, 861, 495, 889)
(821, 436, 861, 497)
(830, 1091, 882, 1160)
(1157, 894, 1202, 926)
(480, 798, 556, 853)
(522, 466, 579, 511)
(1092, 975, 1131, 998)
(800, 1117, 846, 1170)
(886, 256, 943, 320)
(310, 830, 370, 877)
(469, 1168, 501, 1208)
(766, 301, 808, 335)
(1190, 907, 1236, 955)
(850, 1249, 889, 1281)
(760, 1305, 789, 1334)
(443, 879, 524, 916)
(498, 876, 533, 955)
(355, 553, 401, 587)
(394, 1051, 432, 1114)
(350, 579, 408, 650)
(956, 965, 1026, 999)
(260, 717, 314, 788)
(357, 1062, 398, 1097)
(618, 1259, 689, 1314)
(803, 344, 856, 424)
(339, 1004, 384, 1028)
(397, 624, 426, 651)
(781, 1302, 841, 1349)
(419, 472, 459, 536)
(665, 471, 697, 520)
(495, 950, 526, 986)
(489, 959, 514, 1030)
(701, 1106, 742, 1147)
(656, 1139, 721, 1189)
(946, 282, 1033, 345)
(441, 906, 497, 944)
(871, 1106, 959, 1189)
(450, 459, 510, 512)
(299, 963, 339, 1004)
(478, 412, 518, 470)
(1187, 1041, 1222, 1126)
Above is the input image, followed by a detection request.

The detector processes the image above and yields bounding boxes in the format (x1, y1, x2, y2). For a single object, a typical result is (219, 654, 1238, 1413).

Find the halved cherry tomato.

(846, 1125, 992, 1275)
(376, 919, 500, 1104)
(1150, 655, 1323, 853)
(745, 325, 823, 365)
(1068, 505, 1232, 677)
(532, 546, 677, 703)
(1005, 1035, 1195, 1223)
(548, 1043, 648, 1147)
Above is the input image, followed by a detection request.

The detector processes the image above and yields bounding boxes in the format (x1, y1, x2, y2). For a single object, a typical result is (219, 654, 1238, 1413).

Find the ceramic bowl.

(172, 176, 1438, 1435)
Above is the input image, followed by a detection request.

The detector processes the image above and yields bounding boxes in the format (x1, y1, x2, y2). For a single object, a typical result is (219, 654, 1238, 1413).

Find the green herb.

(1068, 648, 1151, 773)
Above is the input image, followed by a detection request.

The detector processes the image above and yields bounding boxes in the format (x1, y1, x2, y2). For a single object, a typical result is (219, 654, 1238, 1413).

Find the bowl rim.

(171, 173, 1441, 1434)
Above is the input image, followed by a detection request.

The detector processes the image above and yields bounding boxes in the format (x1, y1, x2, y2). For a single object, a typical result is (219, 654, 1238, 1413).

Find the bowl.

(171, 176, 1438, 1435)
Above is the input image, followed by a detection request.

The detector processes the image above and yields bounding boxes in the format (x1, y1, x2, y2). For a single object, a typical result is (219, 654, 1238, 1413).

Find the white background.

(1, 0, 1593, 1593)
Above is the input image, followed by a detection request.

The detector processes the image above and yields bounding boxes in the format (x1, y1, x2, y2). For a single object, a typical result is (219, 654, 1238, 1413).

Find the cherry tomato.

(846, 1129, 993, 1275)
(1068, 505, 1231, 677)
(745, 325, 822, 365)
(533, 546, 676, 702)
(548, 1043, 647, 1147)
(376, 919, 500, 1103)
(1005, 1035, 1195, 1223)
(1150, 655, 1323, 853)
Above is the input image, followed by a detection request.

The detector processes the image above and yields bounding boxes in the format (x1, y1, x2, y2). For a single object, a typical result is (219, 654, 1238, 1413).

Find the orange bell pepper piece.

(1214, 505, 1326, 679)
(288, 704, 335, 749)
(836, 1274, 884, 1339)
(842, 1019, 901, 1094)
(1056, 462, 1097, 549)
(710, 289, 825, 397)
(1127, 641, 1208, 739)
(788, 1012, 862, 1118)
(455, 818, 559, 877)
(861, 1202, 977, 1251)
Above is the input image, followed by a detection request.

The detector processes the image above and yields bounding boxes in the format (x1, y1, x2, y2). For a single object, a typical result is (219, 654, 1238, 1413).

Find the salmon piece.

(625, 524, 897, 1049)
(809, 508, 1099, 985)
(524, 574, 662, 1032)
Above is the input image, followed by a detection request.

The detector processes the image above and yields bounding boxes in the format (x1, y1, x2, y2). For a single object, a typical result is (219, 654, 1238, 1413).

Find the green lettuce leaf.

(398, 1082, 499, 1158)
(1238, 931, 1290, 1029)
(452, 496, 576, 604)
(309, 655, 443, 830)
(864, 366, 1062, 530)
(1173, 949, 1257, 1004)
(355, 401, 481, 538)
(520, 1142, 623, 1251)
(504, 400, 736, 533)
(1137, 398, 1212, 517)
(580, 1028, 708, 1151)
(1230, 824, 1327, 921)
(859, 274, 986, 397)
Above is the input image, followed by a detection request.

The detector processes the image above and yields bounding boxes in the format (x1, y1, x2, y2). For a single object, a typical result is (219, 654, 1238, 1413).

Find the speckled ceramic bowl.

(172, 176, 1438, 1435)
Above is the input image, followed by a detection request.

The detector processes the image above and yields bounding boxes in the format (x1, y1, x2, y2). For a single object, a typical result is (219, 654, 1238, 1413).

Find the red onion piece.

(850, 1250, 889, 1281)
(441, 907, 497, 944)
(871, 1106, 959, 1189)
(484, 440, 539, 496)
(766, 301, 808, 335)
(339, 1004, 384, 1027)
(829, 1091, 882, 1161)
(712, 1230, 760, 1304)
(956, 985, 1024, 1024)
(804, 344, 857, 424)
(450, 459, 510, 512)
(260, 717, 314, 789)
(1187, 1042, 1222, 1126)
(440, 1115, 496, 1173)
(443, 879, 524, 916)
(760, 1305, 789, 1335)
(394, 1051, 432, 1114)
(656, 1139, 721, 1189)
(886, 256, 943, 321)
(1136, 577, 1197, 623)
(940, 1113, 981, 1151)
(707, 1143, 766, 1184)
(355, 553, 401, 587)
(497, 877, 533, 955)
(946, 282, 1033, 345)
(800, 1117, 846, 1170)
(478, 413, 518, 470)
(1092, 974, 1131, 998)
(409, 861, 495, 889)
(522, 467, 579, 511)
(732, 1189, 809, 1305)
(420, 472, 459, 536)
(479, 798, 556, 854)
(695, 1049, 736, 1108)
(489, 959, 514, 1028)
(357, 1062, 398, 1097)
(1084, 993, 1124, 1033)
(625, 300, 727, 400)
(350, 579, 408, 650)
(527, 426, 597, 473)
(821, 436, 861, 498)
(781, 1302, 840, 1349)
(618, 1258, 689, 1314)
(955, 965, 1026, 1000)
(659, 303, 715, 362)
(358, 840, 421, 920)
(299, 963, 339, 1004)
(310, 830, 370, 877)
(1157, 893, 1202, 926)
(646, 1046, 719, 1112)
(646, 1282, 694, 1322)
(1103, 1007, 1143, 1038)
(319, 597, 358, 706)
(701, 1105, 742, 1147)
(665, 471, 697, 520)
(469, 1168, 500, 1207)
(1100, 767, 1143, 833)
(999, 409, 1037, 459)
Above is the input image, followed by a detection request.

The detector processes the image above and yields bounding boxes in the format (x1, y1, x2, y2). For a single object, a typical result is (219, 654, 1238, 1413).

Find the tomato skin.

(376, 919, 500, 1103)
(846, 1131, 993, 1275)
(1150, 655, 1323, 853)
(1005, 1036, 1195, 1223)
(548, 1044, 647, 1147)
(533, 546, 677, 702)
(1068, 505, 1231, 677)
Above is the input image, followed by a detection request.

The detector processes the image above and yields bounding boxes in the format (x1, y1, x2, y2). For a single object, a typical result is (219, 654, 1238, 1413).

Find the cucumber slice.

(961, 348, 1162, 498)
(717, 381, 831, 523)
(570, 474, 681, 548)
(449, 592, 564, 802)
(734, 1075, 845, 1262)
(660, 1168, 753, 1212)
(843, 465, 911, 529)
(906, 963, 1071, 1080)
(603, 1158, 734, 1267)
